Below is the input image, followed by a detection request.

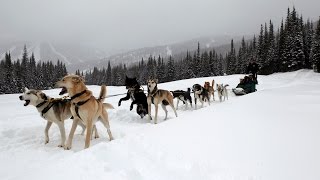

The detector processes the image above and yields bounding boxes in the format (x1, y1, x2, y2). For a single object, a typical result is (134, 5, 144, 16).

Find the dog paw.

(94, 135, 100, 139)
(58, 144, 64, 148)
(45, 140, 49, 144)
(130, 106, 133, 111)
(64, 145, 72, 150)
(118, 101, 121, 106)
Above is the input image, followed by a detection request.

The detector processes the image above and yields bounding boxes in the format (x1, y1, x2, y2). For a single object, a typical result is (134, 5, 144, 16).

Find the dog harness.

(70, 90, 90, 120)
(148, 88, 158, 104)
(36, 98, 70, 117)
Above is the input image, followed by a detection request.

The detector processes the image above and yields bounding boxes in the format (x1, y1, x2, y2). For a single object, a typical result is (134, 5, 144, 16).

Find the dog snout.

(19, 95, 23, 100)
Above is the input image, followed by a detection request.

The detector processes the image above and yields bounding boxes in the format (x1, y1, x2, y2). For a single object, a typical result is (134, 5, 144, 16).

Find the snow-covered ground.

(0, 70, 320, 180)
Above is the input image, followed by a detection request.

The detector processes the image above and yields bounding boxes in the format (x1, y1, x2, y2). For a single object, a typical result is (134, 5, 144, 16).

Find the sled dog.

(18, 88, 99, 147)
(147, 79, 178, 124)
(192, 84, 210, 109)
(216, 84, 229, 102)
(203, 80, 215, 101)
(118, 76, 148, 118)
(170, 88, 192, 109)
(55, 75, 114, 149)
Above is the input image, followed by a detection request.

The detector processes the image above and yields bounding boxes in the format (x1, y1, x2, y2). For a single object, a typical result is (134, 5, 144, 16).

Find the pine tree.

(311, 17, 320, 72)
(166, 56, 175, 81)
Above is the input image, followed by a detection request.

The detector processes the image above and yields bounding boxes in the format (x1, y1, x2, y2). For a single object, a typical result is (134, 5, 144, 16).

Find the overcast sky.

(0, 0, 319, 53)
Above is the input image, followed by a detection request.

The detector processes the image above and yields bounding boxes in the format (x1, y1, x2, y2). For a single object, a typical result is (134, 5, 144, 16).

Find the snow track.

(0, 70, 320, 180)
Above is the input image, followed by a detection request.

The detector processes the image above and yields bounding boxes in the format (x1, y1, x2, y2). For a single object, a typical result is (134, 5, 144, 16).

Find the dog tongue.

(59, 87, 67, 95)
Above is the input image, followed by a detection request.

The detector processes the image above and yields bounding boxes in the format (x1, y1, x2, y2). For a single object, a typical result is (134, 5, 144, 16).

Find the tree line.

(1, 7, 320, 93)
(0, 45, 67, 94)
(83, 7, 320, 86)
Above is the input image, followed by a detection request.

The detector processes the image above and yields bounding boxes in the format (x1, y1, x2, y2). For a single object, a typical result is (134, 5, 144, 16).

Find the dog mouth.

(59, 87, 68, 95)
(24, 100, 30, 106)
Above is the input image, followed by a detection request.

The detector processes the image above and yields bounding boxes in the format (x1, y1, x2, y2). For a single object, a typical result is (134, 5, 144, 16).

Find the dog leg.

(147, 98, 152, 121)
(93, 125, 99, 139)
(65, 118, 79, 150)
(84, 118, 93, 149)
(194, 98, 197, 109)
(44, 121, 53, 144)
(161, 104, 168, 120)
(154, 104, 159, 124)
(176, 99, 179, 110)
(57, 122, 66, 147)
(101, 110, 114, 141)
(77, 121, 86, 135)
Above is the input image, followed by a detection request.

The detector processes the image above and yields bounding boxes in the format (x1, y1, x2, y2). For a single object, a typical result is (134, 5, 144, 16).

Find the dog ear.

(39, 92, 48, 100)
(36, 91, 48, 100)
(24, 87, 29, 92)
(72, 76, 84, 83)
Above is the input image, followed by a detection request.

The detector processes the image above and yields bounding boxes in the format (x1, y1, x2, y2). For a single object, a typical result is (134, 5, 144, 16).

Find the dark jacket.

(246, 62, 259, 74)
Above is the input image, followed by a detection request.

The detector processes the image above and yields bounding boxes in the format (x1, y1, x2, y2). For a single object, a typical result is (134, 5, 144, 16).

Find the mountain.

(86, 35, 245, 72)
(0, 41, 108, 71)
(0, 35, 244, 72)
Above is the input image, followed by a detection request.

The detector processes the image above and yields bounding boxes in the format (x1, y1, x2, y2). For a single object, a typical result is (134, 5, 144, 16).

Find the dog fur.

(55, 75, 114, 149)
(192, 84, 210, 109)
(203, 80, 215, 101)
(216, 84, 229, 102)
(170, 88, 192, 109)
(118, 76, 148, 118)
(18, 88, 96, 147)
(147, 79, 177, 124)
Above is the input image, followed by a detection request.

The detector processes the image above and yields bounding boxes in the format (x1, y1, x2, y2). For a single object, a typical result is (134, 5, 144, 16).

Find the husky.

(192, 84, 210, 109)
(147, 79, 178, 124)
(216, 84, 229, 102)
(55, 75, 114, 150)
(118, 76, 148, 118)
(18, 88, 99, 147)
(204, 80, 215, 101)
(170, 88, 192, 109)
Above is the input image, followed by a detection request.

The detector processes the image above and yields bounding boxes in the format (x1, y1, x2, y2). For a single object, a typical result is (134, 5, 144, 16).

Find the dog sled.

(232, 75, 257, 96)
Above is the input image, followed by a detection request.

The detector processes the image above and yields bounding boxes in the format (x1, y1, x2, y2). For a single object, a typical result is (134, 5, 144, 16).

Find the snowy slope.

(0, 70, 320, 180)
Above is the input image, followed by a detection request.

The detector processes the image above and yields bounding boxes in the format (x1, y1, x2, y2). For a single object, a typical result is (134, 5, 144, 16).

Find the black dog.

(170, 88, 192, 109)
(192, 84, 210, 109)
(118, 76, 148, 118)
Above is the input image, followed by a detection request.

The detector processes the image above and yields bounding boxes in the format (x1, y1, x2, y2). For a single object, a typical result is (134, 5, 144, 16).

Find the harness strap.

(73, 98, 90, 120)
(36, 101, 47, 108)
(41, 102, 55, 117)
(70, 90, 87, 100)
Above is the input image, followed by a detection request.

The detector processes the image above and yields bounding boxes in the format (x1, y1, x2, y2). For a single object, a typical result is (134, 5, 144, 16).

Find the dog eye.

(27, 93, 30, 95)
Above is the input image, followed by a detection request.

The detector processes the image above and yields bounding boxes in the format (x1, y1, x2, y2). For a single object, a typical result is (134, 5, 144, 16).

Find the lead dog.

(170, 88, 192, 109)
(147, 79, 177, 124)
(55, 75, 114, 149)
(18, 88, 98, 147)
(192, 84, 210, 109)
(216, 84, 229, 102)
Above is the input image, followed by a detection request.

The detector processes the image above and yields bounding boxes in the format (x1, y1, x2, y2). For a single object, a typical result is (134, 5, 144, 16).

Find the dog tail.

(224, 84, 229, 88)
(212, 79, 215, 87)
(98, 85, 107, 102)
(103, 103, 114, 109)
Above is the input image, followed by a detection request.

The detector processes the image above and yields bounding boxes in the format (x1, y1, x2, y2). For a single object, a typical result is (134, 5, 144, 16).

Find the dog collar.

(70, 90, 87, 101)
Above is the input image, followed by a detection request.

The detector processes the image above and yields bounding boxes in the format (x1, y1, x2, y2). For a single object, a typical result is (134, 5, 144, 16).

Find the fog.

(0, 0, 319, 53)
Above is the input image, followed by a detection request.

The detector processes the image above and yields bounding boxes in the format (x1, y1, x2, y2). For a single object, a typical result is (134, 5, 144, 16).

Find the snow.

(1, 70, 320, 180)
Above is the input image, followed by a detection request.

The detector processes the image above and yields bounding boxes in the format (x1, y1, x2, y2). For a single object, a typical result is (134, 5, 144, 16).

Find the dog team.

(19, 74, 229, 150)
